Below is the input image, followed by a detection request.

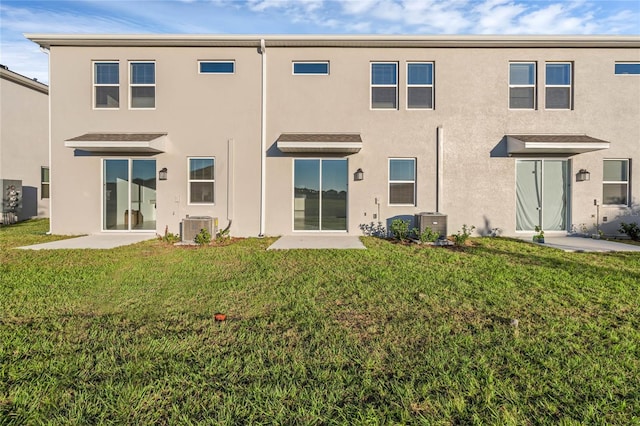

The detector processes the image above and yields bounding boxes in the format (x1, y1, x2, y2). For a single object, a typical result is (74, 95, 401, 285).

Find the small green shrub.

(619, 221, 640, 241)
(390, 219, 410, 242)
(533, 225, 545, 243)
(216, 228, 230, 243)
(452, 224, 475, 246)
(194, 228, 211, 245)
(359, 222, 387, 238)
(412, 226, 439, 243)
(162, 232, 180, 244)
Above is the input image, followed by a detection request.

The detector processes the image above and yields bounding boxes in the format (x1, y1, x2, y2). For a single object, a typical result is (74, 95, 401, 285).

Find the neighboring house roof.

(277, 133, 363, 154)
(0, 65, 48, 94)
(506, 134, 610, 156)
(25, 34, 640, 49)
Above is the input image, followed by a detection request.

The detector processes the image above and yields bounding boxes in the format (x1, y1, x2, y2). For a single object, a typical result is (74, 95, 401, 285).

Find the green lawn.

(1, 219, 639, 424)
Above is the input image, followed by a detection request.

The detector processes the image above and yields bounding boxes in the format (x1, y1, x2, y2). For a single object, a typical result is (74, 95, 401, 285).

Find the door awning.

(507, 134, 609, 156)
(65, 133, 167, 153)
(277, 133, 362, 154)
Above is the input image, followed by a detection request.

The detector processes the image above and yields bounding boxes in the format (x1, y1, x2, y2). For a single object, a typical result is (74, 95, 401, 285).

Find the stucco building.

(26, 34, 639, 238)
(0, 65, 49, 222)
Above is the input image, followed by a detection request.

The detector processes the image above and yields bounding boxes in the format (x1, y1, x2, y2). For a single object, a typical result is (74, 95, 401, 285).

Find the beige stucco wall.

(0, 71, 49, 219)
(264, 46, 640, 237)
(49, 46, 262, 236)
(45, 39, 639, 238)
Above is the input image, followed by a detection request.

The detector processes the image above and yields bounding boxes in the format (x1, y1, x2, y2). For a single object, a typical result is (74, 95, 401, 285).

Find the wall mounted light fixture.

(576, 169, 590, 182)
(354, 168, 364, 181)
(159, 168, 168, 181)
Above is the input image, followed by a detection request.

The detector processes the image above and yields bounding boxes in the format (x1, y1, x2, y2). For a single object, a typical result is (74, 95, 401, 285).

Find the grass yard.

(1, 219, 639, 424)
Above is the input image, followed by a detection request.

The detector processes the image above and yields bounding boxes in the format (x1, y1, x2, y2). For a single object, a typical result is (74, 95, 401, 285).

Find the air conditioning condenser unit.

(414, 212, 447, 237)
(182, 216, 218, 242)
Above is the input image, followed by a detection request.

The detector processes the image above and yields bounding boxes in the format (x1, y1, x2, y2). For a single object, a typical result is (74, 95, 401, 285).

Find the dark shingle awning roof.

(277, 133, 362, 153)
(65, 133, 167, 153)
(507, 134, 610, 156)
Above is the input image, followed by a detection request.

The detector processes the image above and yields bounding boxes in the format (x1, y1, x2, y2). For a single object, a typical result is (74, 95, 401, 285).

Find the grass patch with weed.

(1, 220, 639, 424)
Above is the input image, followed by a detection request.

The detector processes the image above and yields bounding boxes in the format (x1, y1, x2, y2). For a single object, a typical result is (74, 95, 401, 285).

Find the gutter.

(259, 38, 266, 237)
(25, 34, 640, 49)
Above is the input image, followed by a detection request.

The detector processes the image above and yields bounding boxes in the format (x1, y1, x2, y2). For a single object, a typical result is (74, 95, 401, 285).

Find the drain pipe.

(258, 38, 266, 237)
(41, 46, 52, 234)
(226, 138, 234, 233)
(436, 125, 444, 213)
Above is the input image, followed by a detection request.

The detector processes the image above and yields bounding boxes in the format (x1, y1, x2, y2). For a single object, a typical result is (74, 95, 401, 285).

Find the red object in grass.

(214, 313, 227, 321)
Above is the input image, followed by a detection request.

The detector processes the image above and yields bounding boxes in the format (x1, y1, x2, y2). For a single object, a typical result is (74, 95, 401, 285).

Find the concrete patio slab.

(523, 236, 640, 253)
(267, 235, 366, 250)
(18, 233, 157, 250)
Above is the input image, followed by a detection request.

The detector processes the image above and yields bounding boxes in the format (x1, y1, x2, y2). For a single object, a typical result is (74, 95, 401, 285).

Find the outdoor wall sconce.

(576, 169, 590, 182)
(354, 168, 364, 181)
(159, 168, 168, 181)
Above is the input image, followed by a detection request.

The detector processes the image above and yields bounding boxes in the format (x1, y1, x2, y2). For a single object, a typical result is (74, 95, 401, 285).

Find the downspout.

(225, 138, 234, 233)
(436, 125, 443, 213)
(41, 46, 52, 234)
(259, 38, 266, 237)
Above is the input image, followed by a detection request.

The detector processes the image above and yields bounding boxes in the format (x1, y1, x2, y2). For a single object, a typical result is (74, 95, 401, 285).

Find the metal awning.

(507, 134, 609, 156)
(276, 133, 362, 154)
(65, 133, 167, 153)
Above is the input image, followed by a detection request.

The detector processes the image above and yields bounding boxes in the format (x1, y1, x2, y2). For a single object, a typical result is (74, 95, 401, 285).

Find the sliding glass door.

(516, 159, 568, 231)
(294, 159, 347, 231)
(103, 159, 156, 231)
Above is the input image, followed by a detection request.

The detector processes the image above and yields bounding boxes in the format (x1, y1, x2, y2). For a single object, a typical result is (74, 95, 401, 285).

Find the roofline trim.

(0, 67, 48, 94)
(25, 34, 640, 49)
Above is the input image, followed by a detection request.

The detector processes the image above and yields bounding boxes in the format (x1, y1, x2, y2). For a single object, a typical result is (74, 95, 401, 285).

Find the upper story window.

(389, 158, 416, 205)
(41, 167, 50, 199)
(293, 61, 329, 75)
(94, 62, 119, 109)
(603, 159, 629, 206)
(407, 62, 434, 109)
(199, 61, 235, 74)
(615, 62, 640, 75)
(188, 157, 215, 205)
(371, 62, 398, 110)
(545, 62, 572, 109)
(509, 62, 536, 109)
(130, 62, 155, 109)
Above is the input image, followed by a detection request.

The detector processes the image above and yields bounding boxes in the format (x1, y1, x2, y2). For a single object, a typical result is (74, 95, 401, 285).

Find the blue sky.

(1, 0, 639, 83)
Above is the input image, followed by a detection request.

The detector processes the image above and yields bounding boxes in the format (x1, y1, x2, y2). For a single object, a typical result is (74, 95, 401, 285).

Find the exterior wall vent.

(414, 212, 447, 237)
(182, 216, 217, 242)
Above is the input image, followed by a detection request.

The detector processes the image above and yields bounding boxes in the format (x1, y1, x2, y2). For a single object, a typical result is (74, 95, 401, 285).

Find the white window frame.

(129, 61, 156, 110)
(41, 166, 50, 199)
(371, 62, 398, 110)
(198, 60, 235, 74)
(93, 61, 119, 110)
(188, 157, 215, 205)
(388, 158, 416, 206)
(603, 159, 630, 207)
(545, 62, 572, 110)
(614, 62, 640, 75)
(406, 62, 434, 110)
(292, 61, 330, 75)
(509, 62, 537, 110)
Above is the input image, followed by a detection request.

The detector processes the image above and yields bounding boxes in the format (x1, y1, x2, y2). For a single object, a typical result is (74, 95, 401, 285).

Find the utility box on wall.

(1, 179, 22, 225)
(414, 212, 447, 237)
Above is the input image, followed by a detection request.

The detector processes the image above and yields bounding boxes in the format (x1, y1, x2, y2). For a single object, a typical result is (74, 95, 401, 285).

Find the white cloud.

(248, 0, 323, 13)
(472, 0, 527, 34)
(514, 3, 599, 34)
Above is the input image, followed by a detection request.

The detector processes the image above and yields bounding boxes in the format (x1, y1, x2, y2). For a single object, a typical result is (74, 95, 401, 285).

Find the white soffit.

(65, 133, 167, 153)
(507, 135, 610, 156)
